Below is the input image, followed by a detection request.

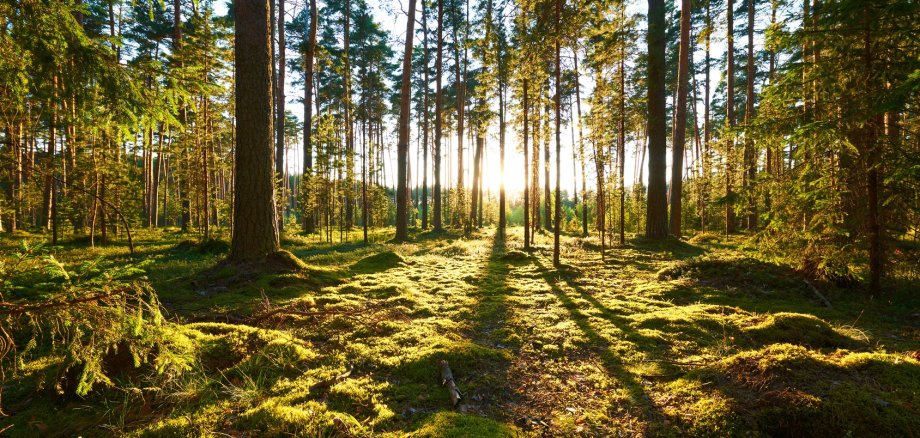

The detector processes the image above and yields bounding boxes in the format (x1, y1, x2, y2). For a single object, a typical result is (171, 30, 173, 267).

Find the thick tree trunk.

(395, 0, 417, 242)
(230, 0, 280, 261)
(669, 0, 691, 237)
(645, 0, 668, 239)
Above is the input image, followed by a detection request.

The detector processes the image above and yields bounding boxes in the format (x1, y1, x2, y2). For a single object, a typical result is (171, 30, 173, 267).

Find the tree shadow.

(532, 257, 669, 429)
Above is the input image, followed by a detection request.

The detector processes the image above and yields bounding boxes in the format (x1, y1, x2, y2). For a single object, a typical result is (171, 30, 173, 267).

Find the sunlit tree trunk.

(230, 0, 280, 261)
(433, 0, 444, 231)
(302, 0, 317, 234)
(552, 0, 561, 265)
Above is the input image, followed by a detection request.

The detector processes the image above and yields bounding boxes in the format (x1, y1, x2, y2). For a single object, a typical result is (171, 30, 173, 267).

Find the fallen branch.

(804, 279, 833, 308)
(640, 359, 709, 367)
(310, 368, 353, 393)
(0, 288, 130, 316)
(439, 360, 462, 406)
(252, 306, 367, 324)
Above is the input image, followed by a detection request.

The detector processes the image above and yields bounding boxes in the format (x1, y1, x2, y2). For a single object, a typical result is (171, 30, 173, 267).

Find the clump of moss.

(198, 238, 230, 254)
(743, 312, 861, 349)
(688, 232, 722, 244)
(351, 251, 406, 273)
(669, 344, 920, 436)
(412, 412, 518, 437)
(500, 250, 532, 262)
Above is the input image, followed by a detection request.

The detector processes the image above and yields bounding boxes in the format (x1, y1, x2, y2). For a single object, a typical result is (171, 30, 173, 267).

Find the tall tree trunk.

(669, 0, 691, 237)
(645, 0, 668, 239)
(863, 13, 881, 295)
(230, 0, 280, 261)
(468, 134, 482, 233)
(433, 0, 444, 231)
(275, 0, 286, 232)
(343, 0, 354, 230)
(703, 0, 711, 230)
(573, 50, 588, 237)
(421, 0, 430, 230)
(453, 0, 465, 227)
(618, 51, 626, 245)
(497, 30, 506, 234)
(743, 0, 756, 230)
(302, 0, 317, 234)
(725, 0, 736, 234)
(395, 0, 417, 241)
(523, 78, 530, 249)
(552, 0, 561, 265)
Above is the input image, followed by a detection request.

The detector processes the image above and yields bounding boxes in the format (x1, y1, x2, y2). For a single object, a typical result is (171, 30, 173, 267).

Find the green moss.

(410, 412, 518, 437)
(3, 227, 919, 437)
(742, 312, 861, 349)
(351, 250, 406, 273)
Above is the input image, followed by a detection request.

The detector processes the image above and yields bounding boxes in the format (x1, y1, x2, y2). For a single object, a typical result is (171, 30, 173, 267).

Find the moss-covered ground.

(1, 227, 919, 436)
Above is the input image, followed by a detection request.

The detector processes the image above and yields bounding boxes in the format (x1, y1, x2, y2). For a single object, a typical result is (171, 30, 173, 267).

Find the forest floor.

(1, 227, 919, 437)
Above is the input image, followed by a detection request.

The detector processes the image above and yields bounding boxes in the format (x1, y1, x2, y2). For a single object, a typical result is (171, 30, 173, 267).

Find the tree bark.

(302, 0, 317, 234)
(275, 0, 286, 232)
(395, 0, 417, 242)
(230, 0, 281, 261)
(523, 78, 530, 249)
(553, 0, 562, 265)
(645, 0, 668, 239)
(743, 0, 756, 230)
(725, 0, 736, 234)
(421, 0, 430, 230)
(433, 0, 444, 231)
(669, 0, 691, 237)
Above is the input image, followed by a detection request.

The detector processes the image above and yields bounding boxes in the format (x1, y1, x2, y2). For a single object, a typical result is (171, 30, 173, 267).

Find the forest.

(0, 0, 919, 435)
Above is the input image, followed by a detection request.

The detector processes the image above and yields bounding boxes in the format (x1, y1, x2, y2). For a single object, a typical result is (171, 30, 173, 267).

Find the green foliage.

(0, 241, 193, 404)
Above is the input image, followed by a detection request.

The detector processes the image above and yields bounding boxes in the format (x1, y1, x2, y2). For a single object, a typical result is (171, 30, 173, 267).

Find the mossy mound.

(500, 250, 532, 262)
(668, 344, 920, 436)
(351, 251, 406, 273)
(411, 412, 518, 437)
(688, 232, 722, 244)
(743, 312, 862, 350)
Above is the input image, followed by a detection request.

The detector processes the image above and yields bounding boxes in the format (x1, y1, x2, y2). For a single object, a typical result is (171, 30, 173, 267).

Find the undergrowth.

(0, 228, 917, 436)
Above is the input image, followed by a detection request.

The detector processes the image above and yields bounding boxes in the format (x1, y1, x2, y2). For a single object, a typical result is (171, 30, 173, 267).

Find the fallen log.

(439, 360, 462, 406)
(804, 279, 833, 308)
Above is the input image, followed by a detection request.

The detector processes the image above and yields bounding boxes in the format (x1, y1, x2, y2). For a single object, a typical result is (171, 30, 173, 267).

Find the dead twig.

(310, 368, 353, 393)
